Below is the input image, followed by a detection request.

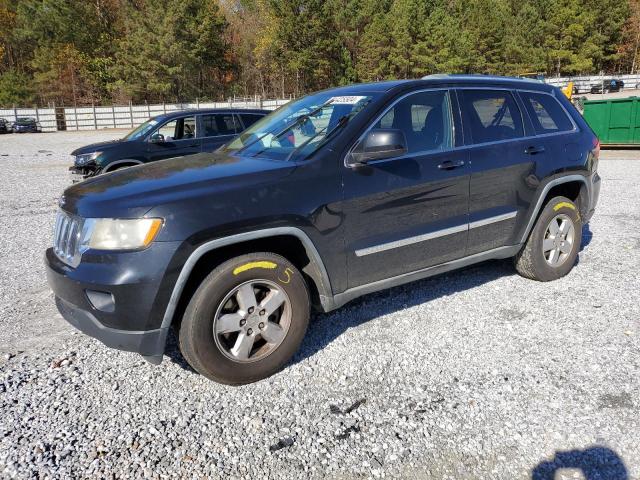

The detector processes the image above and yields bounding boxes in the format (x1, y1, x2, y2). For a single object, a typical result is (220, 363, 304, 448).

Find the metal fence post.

(92, 104, 97, 130)
(112, 105, 116, 129)
(13, 105, 17, 124)
(163, 102, 166, 114)
(74, 105, 79, 130)
(35, 106, 40, 123)
(129, 101, 134, 128)
(147, 102, 151, 118)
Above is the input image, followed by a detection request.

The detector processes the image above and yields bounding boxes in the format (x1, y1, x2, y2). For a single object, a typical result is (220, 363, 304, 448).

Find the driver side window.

(373, 90, 453, 155)
(151, 116, 195, 141)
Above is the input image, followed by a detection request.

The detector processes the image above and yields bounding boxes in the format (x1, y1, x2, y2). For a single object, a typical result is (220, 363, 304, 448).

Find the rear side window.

(200, 114, 241, 137)
(374, 90, 453, 154)
(216, 114, 241, 135)
(460, 90, 524, 143)
(519, 92, 574, 134)
(239, 114, 263, 129)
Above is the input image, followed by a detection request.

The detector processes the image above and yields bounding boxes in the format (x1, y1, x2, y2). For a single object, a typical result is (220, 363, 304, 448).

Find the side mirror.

(149, 133, 165, 143)
(349, 128, 408, 165)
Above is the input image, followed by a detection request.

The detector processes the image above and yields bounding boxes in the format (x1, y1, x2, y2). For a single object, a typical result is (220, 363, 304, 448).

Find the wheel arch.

(519, 175, 589, 244)
(160, 227, 334, 332)
(102, 159, 144, 172)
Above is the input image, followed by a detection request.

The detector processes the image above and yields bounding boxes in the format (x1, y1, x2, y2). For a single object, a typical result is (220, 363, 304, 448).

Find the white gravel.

(1, 131, 639, 479)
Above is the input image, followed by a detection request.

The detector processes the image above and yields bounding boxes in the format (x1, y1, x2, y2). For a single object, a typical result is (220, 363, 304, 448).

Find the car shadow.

(292, 258, 515, 366)
(531, 446, 628, 480)
(581, 222, 593, 252)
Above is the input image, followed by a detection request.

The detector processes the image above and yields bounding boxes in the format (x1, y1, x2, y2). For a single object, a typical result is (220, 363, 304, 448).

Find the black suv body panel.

(46, 76, 600, 361)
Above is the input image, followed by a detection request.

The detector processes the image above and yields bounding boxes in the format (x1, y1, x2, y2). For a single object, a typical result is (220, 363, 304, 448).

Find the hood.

(71, 139, 127, 156)
(60, 151, 296, 218)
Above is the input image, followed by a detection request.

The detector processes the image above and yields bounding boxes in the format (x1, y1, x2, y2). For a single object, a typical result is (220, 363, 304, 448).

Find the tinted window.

(200, 114, 241, 137)
(200, 115, 219, 137)
(152, 116, 195, 141)
(240, 114, 263, 129)
(461, 90, 524, 143)
(217, 114, 241, 135)
(520, 92, 574, 134)
(373, 90, 453, 154)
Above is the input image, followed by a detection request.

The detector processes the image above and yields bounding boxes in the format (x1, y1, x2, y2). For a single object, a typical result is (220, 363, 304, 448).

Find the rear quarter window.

(519, 92, 574, 134)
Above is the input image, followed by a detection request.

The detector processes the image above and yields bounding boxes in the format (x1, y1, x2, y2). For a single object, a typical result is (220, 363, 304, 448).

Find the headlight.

(81, 218, 163, 250)
(75, 151, 102, 166)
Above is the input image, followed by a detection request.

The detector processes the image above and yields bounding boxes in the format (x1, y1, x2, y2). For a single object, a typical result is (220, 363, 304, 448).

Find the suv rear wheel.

(514, 196, 582, 281)
(179, 252, 310, 385)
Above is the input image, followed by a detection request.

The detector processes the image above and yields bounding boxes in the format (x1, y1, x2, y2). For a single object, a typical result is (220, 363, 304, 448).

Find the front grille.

(53, 211, 83, 267)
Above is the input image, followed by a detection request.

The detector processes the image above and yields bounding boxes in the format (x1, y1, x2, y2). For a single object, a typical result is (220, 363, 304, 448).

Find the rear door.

(199, 113, 242, 152)
(342, 89, 470, 288)
(146, 115, 201, 162)
(458, 88, 542, 255)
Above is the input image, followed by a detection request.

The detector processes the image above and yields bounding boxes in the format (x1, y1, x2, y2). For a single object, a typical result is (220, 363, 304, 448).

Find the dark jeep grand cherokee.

(46, 75, 600, 385)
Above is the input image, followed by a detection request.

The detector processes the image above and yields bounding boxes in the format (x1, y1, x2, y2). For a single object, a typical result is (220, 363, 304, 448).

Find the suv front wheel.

(179, 252, 310, 385)
(515, 196, 583, 282)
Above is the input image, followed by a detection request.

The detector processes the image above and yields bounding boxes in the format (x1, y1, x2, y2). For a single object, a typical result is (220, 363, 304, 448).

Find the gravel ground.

(1, 131, 639, 479)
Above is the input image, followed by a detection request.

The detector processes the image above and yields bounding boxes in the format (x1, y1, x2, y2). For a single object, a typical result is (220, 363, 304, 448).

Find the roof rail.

(421, 74, 540, 83)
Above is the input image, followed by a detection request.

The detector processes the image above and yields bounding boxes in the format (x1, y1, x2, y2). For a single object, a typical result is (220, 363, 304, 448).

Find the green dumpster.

(582, 97, 640, 146)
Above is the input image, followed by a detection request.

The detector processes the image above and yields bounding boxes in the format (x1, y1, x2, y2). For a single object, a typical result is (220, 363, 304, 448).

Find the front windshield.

(124, 118, 159, 140)
(222, 91, 378, 161)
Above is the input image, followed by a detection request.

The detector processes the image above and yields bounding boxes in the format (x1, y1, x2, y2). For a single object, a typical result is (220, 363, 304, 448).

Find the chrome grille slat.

(53, 211, 83, 267)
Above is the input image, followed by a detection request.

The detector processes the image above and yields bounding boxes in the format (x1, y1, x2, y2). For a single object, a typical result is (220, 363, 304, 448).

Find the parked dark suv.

(70, 108, 268, 177)
(46, 75, 600, 384)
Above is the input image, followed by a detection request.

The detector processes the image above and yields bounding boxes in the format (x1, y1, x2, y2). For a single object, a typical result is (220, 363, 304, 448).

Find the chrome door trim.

(355, 210, 519, 257)
(333, 244, 523, 310)
(354, 223, 467, 257)
(469, 211, 518, 229)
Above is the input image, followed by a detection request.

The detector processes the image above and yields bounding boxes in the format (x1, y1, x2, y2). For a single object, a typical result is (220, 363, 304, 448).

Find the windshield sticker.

(328, 96, 368, 105)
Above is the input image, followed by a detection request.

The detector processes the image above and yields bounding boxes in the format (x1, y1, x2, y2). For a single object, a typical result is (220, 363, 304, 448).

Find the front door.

(342, 89, 470, 288)
(147, 115, 201, 161)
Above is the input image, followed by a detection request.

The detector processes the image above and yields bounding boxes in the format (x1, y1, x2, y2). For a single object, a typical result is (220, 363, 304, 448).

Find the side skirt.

(327, 244, 522, 311)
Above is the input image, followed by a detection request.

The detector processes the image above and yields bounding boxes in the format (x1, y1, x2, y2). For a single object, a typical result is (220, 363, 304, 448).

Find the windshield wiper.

(238, 99, 334, 156)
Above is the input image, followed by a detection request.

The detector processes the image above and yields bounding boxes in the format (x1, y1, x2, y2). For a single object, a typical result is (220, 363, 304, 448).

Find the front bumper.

(69, 165, 98, 179)
(55, 296, 166, 361)
(45, 242, 183, 360)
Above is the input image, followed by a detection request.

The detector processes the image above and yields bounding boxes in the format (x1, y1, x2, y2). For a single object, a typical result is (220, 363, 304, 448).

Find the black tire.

(514, 196, 582, 282)
(179, 252, 310, 385)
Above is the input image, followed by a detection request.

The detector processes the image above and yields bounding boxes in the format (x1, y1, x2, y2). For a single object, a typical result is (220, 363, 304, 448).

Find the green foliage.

(0, 0, 637, 106)
(0, 69, 33, 105)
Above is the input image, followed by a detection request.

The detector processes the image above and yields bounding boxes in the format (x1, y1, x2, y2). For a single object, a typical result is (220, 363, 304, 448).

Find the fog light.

(85, 290, 115, 313)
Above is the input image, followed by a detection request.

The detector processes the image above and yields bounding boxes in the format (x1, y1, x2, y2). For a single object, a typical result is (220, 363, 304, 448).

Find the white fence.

(0, 99, 291, 133)
(546, 74, 640, 92)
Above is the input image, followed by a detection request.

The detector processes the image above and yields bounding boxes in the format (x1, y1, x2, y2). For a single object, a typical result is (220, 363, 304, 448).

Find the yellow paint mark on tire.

(233, 261, 277, 275)
(278, 267, 294, 284)
(554, 202, 575, 211)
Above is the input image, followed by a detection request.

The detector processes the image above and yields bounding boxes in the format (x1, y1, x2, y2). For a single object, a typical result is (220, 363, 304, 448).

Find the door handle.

(525, 145, 545, 155)
(437, 160, 466, 170)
